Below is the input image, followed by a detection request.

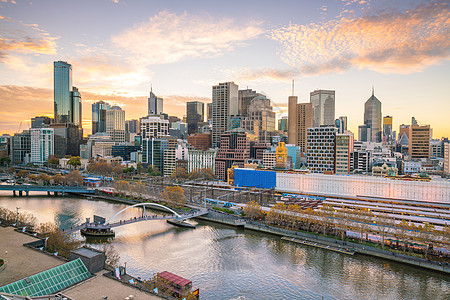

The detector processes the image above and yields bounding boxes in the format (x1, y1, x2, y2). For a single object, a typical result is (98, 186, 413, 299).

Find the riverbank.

(0, 226, 160, 299)
(85, 192, 450, 274)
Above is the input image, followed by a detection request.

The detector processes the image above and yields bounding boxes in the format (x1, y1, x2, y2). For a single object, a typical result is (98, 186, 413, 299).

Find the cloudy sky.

(0, 0, 449, 137)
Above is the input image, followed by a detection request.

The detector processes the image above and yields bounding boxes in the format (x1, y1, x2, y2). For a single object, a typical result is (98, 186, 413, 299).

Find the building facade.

(188, 133, 211, 151)
(50, 123, 83, 157)
(310, 90, 335, 127)
(363, 91, 382, 142)
(408, 124, 431, 159)
(148, 87, 163, 115)
(246, 95, 276, 144)
(214, 129, 256, 180)
(106, 106, 126, 143)
(212, 82, 239, 148)
(444, 143, 450, 176)
(140, 115, 169, 139)
(31, 128, 54, 166)
(11, 130, 31, 164)
(383, 115, 393, 143)
(186, 101, 204, 134)
(53, 61, 81, 125)
(307, 126, 337, 173)
(142, 138, 168, 174)
(31, 116, 53, 129)
(335, 133, 354, 174)
(92, 101, 111, 134)
(188, 149, 216, 172)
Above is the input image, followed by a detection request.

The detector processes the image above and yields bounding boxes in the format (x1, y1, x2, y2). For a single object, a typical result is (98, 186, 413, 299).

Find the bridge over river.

(0, 185, 95, 196)
(61, 203, 209, 234)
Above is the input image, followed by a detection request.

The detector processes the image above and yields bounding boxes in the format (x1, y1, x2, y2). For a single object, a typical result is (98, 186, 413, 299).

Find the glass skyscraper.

(310, 90, 335, 127)
(54, 61, 73, 124)
(364, 91, 382, 142)
(92, 101, 111, 134)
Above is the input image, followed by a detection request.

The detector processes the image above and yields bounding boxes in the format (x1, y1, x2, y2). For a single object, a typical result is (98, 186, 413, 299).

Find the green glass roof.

(0, 258, 91, 297)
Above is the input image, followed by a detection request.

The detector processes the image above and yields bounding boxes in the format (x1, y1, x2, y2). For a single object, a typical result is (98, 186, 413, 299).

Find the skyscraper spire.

(292, 79, 295, 96)
(372, 85, 374, 96)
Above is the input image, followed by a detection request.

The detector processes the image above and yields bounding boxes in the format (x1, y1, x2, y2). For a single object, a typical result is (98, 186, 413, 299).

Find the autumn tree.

(17, 170, 28, 178)
(244, 200, 262, 220)
(37, 173, 51, 185)
(37, 222, 80, 258)
(65, 170, 84, 186)
(148, 165, 161, 176)
(114, 180, 130, 196)
(52, 174, 66, 185)
(47, 155, 60, 167)
(171, 167, 187, 180)
(68, 156, 81, 169)
(416, 222, 435, 259)
(162, 186, 185, 207)
(88, 162, 113, 175)
(132, 181, 146, 198)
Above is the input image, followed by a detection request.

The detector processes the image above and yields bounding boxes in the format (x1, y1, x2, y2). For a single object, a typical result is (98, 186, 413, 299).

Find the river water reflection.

(0, 194, 448, 299)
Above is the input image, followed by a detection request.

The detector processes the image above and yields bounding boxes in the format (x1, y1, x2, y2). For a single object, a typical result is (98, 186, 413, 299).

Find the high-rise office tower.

(444, 143, 450, 176)
(335, 116, 347, 133)
(364, 90, 382, 142)
(31, 128, 54, 166)
(148, 87, 163, 115)
(247, 95, 276, 144)
(54, 61, 72, 124)
(358, 124, 371, 142)
(310, 90, 335, 127)
(92, 101, 111, 134)
(50, 123, 83, 157)
(238, 89, 262, 117)
(307, 126, 337, 173)
(31, 116, 53, 128)
(335, 132, 354, 174)
(186, 101, 205, 134)
(106, 106, 126, 143)
(207, 103, 213, 122)
(383, 116, 393, 143)
(409, 123, 432, 159)
(212, 82, 239, 148)
(140, 115, 169, 139)
(278, 116, 288, 132)
(125, 119, 139, 134)
(288, 95, 313, 152)
(71, 87, 82, 126)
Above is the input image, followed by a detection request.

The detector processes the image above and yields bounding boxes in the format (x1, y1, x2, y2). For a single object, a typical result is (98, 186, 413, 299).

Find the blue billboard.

(234, 169, 276, 189)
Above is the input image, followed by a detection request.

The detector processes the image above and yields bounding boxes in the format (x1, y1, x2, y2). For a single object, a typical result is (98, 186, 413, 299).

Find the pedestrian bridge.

(61, 203, 209, 234)
(0, 185, 95, 196)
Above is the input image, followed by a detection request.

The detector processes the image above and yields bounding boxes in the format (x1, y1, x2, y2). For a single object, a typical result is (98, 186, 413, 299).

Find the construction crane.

(17, 121, 22, 133)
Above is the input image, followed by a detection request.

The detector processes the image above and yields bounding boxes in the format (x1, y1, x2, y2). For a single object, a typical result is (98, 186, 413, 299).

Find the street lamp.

(16, 207, 20, 227)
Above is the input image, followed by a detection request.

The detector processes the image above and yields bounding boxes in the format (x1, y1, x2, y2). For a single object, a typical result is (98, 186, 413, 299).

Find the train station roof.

(0, 258, 91, 297)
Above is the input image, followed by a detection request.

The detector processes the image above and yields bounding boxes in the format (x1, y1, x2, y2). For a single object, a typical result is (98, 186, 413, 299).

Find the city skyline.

(0, 0, 449, 138)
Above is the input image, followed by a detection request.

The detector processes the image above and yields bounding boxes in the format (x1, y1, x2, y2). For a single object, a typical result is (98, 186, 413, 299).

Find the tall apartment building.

(92, 101, 111, 134)
(363, 90, 382, 142)
(53, 61, 82, 126)
(142, 138, 168, 174)
(11, 130, 31, 164)
(140, 115, 169, 139)
(444, 143, 450, 176)
(350, 150, 371, 173)
(148, 87, 163, 115)
(307, 126, 337, 173)
(186, 101, 204, 134)
(188, 149, 216, 172)
(310, 90, 335, 127)
(408, 124, 431, 159)
(246, 95, 276, 144)
(214, 129, 256, 180)
(50, 123, 83, 157)
(31, 128, 54, 166)
(287, 96, 313, 152)
(335, 132, 354, 174)
(106, 106, 126, 143)
(207, 103, 213, 122)
(212, 82, 239, 148)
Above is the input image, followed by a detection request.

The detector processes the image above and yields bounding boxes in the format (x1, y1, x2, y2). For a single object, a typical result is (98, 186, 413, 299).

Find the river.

(0, 193, 448, 300)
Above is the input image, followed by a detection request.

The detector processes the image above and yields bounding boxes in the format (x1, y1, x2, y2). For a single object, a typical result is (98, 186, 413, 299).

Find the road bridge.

(0, 185, 95, 196)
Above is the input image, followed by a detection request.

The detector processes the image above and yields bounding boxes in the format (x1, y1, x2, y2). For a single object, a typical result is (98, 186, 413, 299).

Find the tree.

(244, 200, 262, 220)
(0, 157, 11, 166)
(17, 170, 28, 178)
(37, 173, 51, 185)
(162, 186, 185, 206)
(114, 180, 130, 196)
(132, 181, 146, 198)
(51, 174, 66, 185)
(171, 167, 187, 180)
(148, 165, 161, 176)
(136, 163, 144, 174)
(65, 170, 83, 186)
(112, 165, 124, 176)
(47, 155, 60, 167)
(88, 162, 113, 175)
(416, 222, 435, 259)
(37, 222, 81, 258)
(68, 156, 81, 169)
(123, 166, 136, 174)
(7, 166, 15, 174)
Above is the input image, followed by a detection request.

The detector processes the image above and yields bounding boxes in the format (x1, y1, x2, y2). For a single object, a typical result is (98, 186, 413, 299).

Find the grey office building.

(148, 87, 163, 115)
(92, 101, 111, 134)
(186, 101, 204, 134)
(212, 82, 239, 148)
(310, 90, 335, 127)
(364, 91, 382, 142)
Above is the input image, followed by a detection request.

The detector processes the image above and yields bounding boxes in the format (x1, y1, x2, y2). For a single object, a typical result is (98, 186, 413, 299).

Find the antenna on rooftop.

(372, 85, 374, 96)
(292, 79, 295, 96)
